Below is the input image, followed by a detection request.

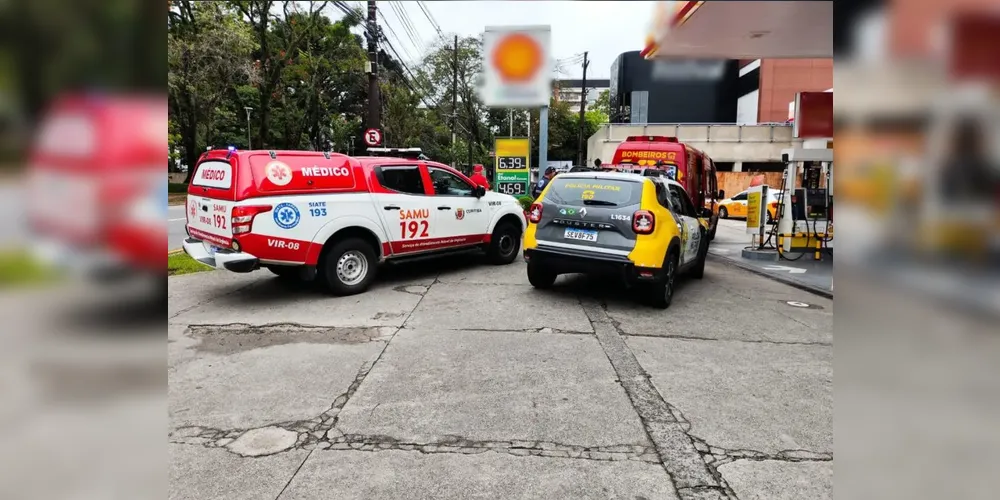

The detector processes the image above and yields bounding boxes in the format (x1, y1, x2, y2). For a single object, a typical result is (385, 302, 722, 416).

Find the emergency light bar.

(366, 147, 427, 159)
(623, 136, 678, 143)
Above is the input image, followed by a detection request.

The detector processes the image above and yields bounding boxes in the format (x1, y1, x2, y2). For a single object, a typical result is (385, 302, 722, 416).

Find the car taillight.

(632, 210, 655, 234)
(231, 205, 272, 235)
(528, 203, 543, 223)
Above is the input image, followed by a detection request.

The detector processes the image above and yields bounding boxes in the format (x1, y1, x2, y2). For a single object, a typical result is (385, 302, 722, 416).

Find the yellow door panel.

(627, 181, 677, 269)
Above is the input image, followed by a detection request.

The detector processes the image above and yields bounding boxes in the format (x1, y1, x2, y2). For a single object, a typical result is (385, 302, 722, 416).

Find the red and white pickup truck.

(26, 94, 166, 280)
(183, 149, 526, 295)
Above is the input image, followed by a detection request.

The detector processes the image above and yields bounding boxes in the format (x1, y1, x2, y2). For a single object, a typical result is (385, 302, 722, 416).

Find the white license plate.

(564, 228, 598, 242)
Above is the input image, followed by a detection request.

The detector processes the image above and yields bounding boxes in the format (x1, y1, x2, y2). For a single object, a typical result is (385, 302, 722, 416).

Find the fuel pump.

(778, 148, 833, 257)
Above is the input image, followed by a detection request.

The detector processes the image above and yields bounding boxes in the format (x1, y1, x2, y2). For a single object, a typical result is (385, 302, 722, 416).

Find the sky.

(341, 1, 659, 80)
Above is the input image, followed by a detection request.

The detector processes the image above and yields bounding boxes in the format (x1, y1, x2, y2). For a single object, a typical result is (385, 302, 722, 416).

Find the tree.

(592, 89, 610, 116)
(413, 36, 493, 167)
(168, 1, 259, 182)
(232, 0, 330, 149)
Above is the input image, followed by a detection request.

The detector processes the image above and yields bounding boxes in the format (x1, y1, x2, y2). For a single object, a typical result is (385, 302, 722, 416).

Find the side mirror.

(700, 208, 713, 218)
(475, 185, 486, 198)
(717, 190, 725, 199)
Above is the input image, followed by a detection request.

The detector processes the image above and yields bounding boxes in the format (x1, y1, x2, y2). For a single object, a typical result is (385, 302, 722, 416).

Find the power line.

(388, 2, 424, 57)
(375, 7, 415, 61)
(415, 1, 446, 44)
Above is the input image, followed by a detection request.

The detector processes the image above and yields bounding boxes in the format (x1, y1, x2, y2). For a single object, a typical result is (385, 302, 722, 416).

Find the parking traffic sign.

(363, 128, 382, 147)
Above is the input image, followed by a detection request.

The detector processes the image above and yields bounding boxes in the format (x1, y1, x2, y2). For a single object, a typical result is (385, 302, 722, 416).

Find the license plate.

(564, 228, 598, 242)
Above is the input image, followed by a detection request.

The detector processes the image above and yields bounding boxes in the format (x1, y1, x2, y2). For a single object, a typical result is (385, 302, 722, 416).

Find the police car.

(182, 148, 526, 295)
(523, 171, 711, 308)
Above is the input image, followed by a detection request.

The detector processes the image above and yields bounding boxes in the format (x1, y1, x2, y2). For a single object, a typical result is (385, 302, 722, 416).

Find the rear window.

(192, 160, 233, 189)
(545, 178, 641, 207)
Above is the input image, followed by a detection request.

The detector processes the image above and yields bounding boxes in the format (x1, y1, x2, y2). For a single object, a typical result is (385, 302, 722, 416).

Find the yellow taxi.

(716, 189, 779, 223)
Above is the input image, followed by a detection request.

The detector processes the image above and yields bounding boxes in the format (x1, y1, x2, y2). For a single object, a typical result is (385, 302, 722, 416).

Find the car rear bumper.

(182, 237, 259, 273)
(30, 236, 133, 280)
(523, 247, 664, 283)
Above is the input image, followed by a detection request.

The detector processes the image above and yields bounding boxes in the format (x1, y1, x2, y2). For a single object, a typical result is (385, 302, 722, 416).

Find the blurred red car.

(26, 93, 166, 279)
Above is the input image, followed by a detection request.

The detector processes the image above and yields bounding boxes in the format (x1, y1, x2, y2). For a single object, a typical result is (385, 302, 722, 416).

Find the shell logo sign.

(482, 26, 551, 107)
(492, 33, 543, 83)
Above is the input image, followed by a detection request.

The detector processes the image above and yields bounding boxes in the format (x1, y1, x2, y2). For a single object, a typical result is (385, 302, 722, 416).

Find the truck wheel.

(527, 262, 556, 289)
(649, 251, 678, 309)
(318, 238, 377, 296)
(487, 222, 522, 265)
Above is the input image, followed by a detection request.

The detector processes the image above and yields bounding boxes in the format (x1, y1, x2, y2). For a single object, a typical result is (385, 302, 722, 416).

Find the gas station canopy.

(641, 1, 833, 60)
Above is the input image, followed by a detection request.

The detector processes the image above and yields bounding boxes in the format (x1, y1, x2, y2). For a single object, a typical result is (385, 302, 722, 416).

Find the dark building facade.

(609, 51, 741, 124)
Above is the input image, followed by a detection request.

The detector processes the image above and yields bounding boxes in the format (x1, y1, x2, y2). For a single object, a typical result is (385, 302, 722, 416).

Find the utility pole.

(451, 35, 458, 168)
(366, 0, 381, 133)
(244, 107, 253, 149)
(509, 109, 513, 137)
(577, 51, 589, 166)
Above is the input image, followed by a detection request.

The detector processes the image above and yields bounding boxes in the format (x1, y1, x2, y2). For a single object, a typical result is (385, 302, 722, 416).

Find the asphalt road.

(0, 182, 26, 250)
(168, 253, 833, 499)
(168, 204, 187, 252)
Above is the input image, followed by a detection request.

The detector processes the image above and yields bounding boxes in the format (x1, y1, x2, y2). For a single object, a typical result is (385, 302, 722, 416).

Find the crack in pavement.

(274, 449, 312, 500)
(690, 436, 832, 467)
(583, 296, 834, 500)
(443, 326, 594, 335)
(169, 429, 662, 464)
(170, 272, 442, 459)
(169, 280, 262, 320)
(579, 295, 732, 500)
(622, 333, 831, 347)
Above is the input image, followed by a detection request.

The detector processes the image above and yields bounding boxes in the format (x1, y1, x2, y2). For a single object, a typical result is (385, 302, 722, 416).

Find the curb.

(168, 249, 183, 256)
(707, 253, 833, 300)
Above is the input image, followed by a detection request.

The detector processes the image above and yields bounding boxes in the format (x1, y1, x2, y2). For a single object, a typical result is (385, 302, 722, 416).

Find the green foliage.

(166, 2, 589, 174)
(168, 253, 213, 276)
(592, 89, 610, 116)
(517, 196, 534, 211)
(0, 250, 60, 287)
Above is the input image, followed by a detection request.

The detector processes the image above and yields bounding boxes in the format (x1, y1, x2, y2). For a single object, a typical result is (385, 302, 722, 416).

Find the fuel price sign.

(493, 138, 530, 197)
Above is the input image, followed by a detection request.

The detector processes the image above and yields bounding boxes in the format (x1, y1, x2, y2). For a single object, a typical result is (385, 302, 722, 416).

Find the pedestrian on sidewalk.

(470, 164, 490, 190)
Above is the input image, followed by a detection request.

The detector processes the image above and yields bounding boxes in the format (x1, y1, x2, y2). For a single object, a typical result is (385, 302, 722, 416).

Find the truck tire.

(317, 238, 377, 296)
(487, 221, 522, 265)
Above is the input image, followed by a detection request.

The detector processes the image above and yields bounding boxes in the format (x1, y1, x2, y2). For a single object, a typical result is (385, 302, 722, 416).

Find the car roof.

(556, 170, 686, 190)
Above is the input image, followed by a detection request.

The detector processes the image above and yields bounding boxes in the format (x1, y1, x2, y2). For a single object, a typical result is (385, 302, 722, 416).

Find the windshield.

(545, 177, 642, 208)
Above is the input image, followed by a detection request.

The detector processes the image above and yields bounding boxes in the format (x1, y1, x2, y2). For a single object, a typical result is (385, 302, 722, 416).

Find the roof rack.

(365, 147, 428, 160)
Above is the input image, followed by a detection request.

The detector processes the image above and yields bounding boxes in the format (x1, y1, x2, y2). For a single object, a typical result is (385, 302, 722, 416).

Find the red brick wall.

(757, 59, 833, 123)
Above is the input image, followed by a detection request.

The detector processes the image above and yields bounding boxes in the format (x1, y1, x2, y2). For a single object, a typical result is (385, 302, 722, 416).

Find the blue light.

(228, 145, 236, 151)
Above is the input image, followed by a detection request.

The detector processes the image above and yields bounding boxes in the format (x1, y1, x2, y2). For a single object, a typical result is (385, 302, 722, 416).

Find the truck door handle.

(437, 206, 451, 210)
(384, 205, 400, 210)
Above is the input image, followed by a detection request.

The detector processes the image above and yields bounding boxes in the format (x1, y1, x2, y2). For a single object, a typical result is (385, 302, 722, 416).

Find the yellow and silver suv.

(523, 172, 711, 308)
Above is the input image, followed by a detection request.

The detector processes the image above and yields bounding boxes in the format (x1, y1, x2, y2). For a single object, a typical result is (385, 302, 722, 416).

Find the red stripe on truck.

(236, 233, 313, 263)
(389, 234, 487, 254)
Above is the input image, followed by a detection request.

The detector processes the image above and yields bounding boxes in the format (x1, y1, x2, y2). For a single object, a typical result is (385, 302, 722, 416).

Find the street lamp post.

(244, 107, 253, 149)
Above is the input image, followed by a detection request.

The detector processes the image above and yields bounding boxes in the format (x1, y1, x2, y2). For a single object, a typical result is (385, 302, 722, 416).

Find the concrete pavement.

(169, 254, 832, 499)
(709, 219, 833, 297)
